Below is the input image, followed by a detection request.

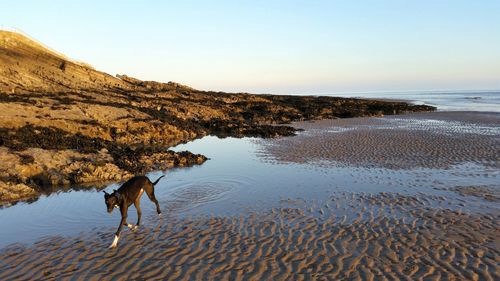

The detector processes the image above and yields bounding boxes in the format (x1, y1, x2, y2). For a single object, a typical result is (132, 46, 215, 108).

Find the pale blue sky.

(2, 1, 500, 94)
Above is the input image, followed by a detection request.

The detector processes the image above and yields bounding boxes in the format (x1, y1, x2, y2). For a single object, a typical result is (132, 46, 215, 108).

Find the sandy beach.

(1, 111, 498, 280)
(2, 2, 500, 279)
(0, 193, 498, 280)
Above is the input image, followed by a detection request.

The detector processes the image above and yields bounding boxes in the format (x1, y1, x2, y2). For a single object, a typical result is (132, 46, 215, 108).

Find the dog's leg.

(132, 197, 141, 230)
(145, 185, 161, 215)
(110, 206, 128, 248)
(110, 234, 119, 248)
(123, 218, 133, 229)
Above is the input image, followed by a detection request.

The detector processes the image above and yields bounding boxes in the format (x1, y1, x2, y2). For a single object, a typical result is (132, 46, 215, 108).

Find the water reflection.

(0, 181, 110, 209)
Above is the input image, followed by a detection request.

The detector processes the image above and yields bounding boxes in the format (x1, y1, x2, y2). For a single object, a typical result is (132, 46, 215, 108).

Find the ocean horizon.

(320, 90, 500, 112)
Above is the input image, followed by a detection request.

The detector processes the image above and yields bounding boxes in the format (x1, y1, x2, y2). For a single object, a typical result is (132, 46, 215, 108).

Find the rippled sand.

(1, 111, 499, 280)
(1, 192, 498, 280)
(257, 111, 499, 169)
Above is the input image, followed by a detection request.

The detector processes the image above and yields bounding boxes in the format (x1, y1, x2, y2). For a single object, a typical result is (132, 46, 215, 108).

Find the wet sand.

(257, 111, 499, 169)
(0, 192, 498, 280)
(1, 111, 499, 280)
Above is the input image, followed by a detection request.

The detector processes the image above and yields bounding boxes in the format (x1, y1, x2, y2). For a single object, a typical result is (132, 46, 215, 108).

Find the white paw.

(109, 235, 119, 248)
(127, 224, 138, 231)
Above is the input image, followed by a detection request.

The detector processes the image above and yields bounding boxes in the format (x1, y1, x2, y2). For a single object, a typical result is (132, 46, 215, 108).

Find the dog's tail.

(152, 175, 165, 186)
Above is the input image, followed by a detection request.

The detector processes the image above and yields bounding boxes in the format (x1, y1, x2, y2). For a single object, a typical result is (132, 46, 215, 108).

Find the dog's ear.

(103, 190, 109, 197)
(115, 192, 122, 201)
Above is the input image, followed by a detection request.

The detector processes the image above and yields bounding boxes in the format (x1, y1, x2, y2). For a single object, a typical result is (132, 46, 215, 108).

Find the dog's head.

(103, 190, 121, 213)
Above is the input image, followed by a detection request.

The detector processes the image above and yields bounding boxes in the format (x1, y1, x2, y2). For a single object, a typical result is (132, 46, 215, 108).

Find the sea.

(324, 90, 500, 112)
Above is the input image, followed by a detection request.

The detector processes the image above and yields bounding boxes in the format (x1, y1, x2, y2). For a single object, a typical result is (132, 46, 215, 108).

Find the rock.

(0, 30, 435, 205)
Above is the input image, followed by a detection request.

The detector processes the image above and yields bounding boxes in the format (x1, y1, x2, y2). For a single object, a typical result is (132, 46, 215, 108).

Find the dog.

(103, 175, 165, 248)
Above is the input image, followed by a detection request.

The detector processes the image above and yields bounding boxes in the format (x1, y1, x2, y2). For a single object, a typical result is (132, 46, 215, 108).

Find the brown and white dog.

(103, 175, 164, 248)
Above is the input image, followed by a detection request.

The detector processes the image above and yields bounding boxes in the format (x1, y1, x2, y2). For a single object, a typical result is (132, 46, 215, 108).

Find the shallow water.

(1, 112, 499, 247)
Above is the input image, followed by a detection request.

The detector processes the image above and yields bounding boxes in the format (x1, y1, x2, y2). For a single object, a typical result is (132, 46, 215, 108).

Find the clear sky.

(2, 0, 500, 94)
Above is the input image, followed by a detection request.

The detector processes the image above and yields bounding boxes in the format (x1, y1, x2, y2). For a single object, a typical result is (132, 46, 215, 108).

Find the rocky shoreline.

(0, 90, 434, 206)
(0, 30, 436, 205)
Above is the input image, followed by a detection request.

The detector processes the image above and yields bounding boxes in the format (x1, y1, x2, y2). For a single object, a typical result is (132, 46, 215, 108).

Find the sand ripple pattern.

(256, 112, 500, 169)
(1, 192, 498, 281)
